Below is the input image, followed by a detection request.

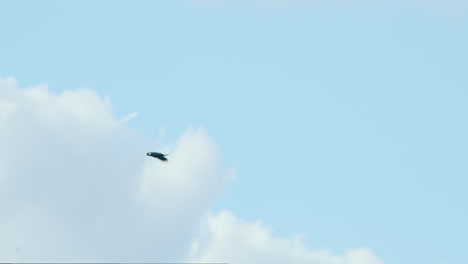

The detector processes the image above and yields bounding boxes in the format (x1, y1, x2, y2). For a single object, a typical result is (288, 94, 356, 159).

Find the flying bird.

(147, 152, 168, 161)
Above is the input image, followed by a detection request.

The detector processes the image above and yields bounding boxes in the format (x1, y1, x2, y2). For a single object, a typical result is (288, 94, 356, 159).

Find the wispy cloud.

(120, 111, 138, 123)
(186, 0, 468, 11)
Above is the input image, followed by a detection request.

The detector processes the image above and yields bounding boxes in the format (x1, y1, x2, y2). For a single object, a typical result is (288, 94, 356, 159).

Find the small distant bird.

(146, 152, 168, 161)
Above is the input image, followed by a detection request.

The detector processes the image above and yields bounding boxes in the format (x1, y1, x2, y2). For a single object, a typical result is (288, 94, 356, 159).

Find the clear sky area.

(1, 1, 467, 263)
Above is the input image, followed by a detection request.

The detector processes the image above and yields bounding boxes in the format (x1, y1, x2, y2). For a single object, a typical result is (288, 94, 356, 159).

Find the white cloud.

(186, 210, 383, 264)
(0, 75, 382, 264)
(138, 127, 235, 219)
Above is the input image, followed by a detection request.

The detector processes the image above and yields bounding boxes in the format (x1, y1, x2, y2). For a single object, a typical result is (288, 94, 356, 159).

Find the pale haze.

(0, 1, 467, 264)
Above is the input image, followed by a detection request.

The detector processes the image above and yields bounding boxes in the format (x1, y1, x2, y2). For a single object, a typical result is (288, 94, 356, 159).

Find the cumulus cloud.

(187, 210, 383, 264)
(0, 76, 231, 262)
(0, 75, 382, 264)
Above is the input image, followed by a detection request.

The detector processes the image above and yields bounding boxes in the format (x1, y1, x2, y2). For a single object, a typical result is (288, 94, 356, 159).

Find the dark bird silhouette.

(146, 152, 168, 161)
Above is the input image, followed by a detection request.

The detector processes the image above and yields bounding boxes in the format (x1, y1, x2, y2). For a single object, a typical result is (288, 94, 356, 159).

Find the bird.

(146, 152, 168, 162)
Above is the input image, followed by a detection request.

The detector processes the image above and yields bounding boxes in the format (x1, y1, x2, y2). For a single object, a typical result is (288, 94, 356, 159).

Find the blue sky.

(1, 1, 467, 263)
